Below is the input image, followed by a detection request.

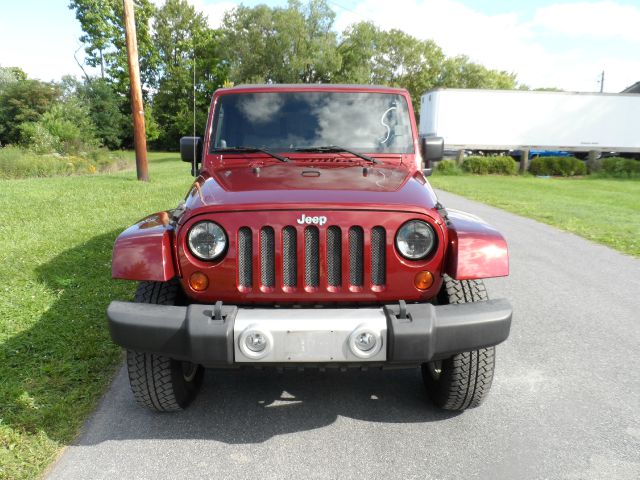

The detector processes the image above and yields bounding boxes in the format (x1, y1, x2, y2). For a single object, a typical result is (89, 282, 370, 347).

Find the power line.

(327, 0, 375, 24)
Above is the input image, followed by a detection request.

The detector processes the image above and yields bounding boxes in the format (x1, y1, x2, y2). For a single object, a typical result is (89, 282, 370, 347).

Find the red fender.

(112, 212, 177, 282)
(444, 209, 509, 280)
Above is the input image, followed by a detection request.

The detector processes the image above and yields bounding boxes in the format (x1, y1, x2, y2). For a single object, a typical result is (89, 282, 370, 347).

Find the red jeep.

(107, 84, 511, 412)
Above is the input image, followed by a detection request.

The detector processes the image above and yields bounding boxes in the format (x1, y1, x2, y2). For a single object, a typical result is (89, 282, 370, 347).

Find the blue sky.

(1, 0, 639, 92)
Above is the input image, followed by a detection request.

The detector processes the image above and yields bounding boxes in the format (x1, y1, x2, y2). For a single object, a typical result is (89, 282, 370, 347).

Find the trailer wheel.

(422, 276, 496, 411)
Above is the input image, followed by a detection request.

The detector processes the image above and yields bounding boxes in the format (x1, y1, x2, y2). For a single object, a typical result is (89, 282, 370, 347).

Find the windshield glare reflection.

(211, 92, 414, 154)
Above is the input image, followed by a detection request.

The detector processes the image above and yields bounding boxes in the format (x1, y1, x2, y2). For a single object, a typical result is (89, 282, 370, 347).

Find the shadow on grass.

(148, 153, 181, 164)
(0, 231, 128, 445)
(1, 231, 458, 450)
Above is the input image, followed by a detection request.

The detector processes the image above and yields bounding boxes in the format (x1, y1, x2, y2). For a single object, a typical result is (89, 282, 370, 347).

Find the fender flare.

(112, 212, 177, 282)
(444, 209, 509, 280)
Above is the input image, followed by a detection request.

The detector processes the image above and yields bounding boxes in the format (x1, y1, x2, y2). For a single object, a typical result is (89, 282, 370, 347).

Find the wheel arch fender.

(112, 212, 178, 282)
(444, 208, 509, 280)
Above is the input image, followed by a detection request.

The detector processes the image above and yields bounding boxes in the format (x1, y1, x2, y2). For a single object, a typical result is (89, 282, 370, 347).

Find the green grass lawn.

(0, 152, 192, 479)
(430, 174, 640, 257)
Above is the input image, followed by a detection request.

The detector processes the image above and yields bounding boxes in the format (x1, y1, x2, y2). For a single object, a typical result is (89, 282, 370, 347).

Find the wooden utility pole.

(123, 0, 149, 181)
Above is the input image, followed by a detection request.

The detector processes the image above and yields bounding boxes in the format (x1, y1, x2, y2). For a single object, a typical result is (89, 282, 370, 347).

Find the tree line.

(1, 0, 526, 153)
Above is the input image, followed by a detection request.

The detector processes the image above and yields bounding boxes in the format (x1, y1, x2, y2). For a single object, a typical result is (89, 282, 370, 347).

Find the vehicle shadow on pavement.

(75, 366, 461, 446)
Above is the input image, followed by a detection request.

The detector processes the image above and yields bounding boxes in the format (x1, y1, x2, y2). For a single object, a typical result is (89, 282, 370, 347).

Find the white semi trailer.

(419, 89, 640, 158)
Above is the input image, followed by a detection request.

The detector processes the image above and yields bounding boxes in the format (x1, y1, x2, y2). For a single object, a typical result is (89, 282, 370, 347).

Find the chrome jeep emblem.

(296, 214, 327, 226)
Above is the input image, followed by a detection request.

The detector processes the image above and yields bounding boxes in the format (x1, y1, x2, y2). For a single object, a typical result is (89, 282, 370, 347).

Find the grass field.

(0, 152, 192, 479)
(2, 157, 639, 479)
(430, 174, 640, 257)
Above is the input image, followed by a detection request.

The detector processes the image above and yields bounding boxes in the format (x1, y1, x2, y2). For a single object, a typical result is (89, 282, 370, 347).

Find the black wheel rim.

(181, 361, 198, 382)
(427, 360, 443, 380)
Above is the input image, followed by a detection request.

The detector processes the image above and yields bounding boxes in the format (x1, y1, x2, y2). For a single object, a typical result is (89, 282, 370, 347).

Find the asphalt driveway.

(47, 190, 640, 480)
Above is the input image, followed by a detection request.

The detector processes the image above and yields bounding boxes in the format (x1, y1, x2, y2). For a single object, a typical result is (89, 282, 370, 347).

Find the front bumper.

(107, 299, 512, 367)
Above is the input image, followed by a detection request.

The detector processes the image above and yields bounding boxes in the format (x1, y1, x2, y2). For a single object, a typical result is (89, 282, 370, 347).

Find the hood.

(182, 161, 439, 217)
(213, 162, 409, 193)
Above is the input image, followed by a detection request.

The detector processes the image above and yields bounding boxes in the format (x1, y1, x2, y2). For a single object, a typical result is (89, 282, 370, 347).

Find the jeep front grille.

(236, 224, 387, 291)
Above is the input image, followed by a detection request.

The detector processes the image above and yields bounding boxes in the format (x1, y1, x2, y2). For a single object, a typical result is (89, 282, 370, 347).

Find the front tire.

(422, 276, 497, 410)
(126, 280, 203, 412)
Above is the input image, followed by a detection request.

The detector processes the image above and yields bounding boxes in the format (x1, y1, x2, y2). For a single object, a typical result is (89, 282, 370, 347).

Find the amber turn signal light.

(189, 271, 209, 291)
(414, 271, 433, 290)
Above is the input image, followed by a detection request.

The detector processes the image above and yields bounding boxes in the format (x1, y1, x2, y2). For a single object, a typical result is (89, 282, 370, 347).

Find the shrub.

(596, 157, 640, 178)
(529, 156, 586, 177)
(0, 79, 60, 145)
(39, 100, 98, 154)
(18, 122, 61, 154)
(435, 159, 462, 175)
(0, 146, 131, 179)
(461, 155, 516, 175)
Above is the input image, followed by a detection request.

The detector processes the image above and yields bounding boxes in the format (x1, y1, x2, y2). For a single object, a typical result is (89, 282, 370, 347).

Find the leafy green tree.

(334, 22, 379, 84)
(0, 67, 27, 90)
(69, 0, 157, 94)
(221, 0, 340, 84)
(337, 23, 520, 109)
(77, 78, 128, 149)
(0, 80, 61, 145)
(439, 55, 517, 89)
(336, 23, 445, 111)
(152, 0, 227, 149)
(15, 77, 98, 154)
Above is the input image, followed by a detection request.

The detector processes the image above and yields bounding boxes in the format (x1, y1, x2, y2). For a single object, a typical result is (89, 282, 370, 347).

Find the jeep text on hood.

(107, 84, 512, 413)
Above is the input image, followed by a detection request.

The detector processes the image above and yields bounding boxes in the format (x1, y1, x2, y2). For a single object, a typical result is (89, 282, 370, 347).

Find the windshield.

(210, 91, 414, 154)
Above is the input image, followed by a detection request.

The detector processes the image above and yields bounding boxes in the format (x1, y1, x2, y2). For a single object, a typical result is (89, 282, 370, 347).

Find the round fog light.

(355, 332, 376, 352)
(238, 326, 273, 360)
(349, 325, 382, 359)
(245, 332, 267, 352)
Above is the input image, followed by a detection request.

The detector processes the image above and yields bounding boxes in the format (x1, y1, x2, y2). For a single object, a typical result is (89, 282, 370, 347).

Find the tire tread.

(423, 275, 496, 411)
(126, 280, 196, 412)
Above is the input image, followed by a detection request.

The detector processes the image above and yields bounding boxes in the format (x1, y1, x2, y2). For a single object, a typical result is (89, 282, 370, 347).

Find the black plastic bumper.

(107, 299, 512, 366)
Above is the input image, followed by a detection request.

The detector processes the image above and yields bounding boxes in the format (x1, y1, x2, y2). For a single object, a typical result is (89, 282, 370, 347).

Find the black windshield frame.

(209, 91, 415, 155)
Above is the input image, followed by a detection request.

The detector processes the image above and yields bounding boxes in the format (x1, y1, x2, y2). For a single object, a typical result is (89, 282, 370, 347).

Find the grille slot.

(349, 226, 364, 286)
(305, 226, 320, 287)
(327, 226, 342, 287)
(260, 227, 275, 287)
(371, 226, 386, 286)
(238, 227, 253, 287)
(282, 226, 297, 287)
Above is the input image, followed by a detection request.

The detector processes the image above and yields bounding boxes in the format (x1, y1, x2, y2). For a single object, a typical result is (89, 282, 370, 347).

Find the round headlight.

(187, 221, 227, 260)
(396, 220, 436, 260)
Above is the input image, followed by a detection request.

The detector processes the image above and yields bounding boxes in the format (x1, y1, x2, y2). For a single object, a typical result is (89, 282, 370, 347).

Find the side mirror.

(420, 136, 444, 167)
(180, 136, 203, 164)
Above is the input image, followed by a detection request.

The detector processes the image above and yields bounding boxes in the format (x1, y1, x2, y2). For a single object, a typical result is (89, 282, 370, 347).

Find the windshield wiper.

(293, 145, 380, 164)
(212, 146, 290, 162)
